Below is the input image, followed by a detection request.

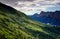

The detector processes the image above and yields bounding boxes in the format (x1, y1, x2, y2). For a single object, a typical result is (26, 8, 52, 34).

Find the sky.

(0, 0, 60, 15)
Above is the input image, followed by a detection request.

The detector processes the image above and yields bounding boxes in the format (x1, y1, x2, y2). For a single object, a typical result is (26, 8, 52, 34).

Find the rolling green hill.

(0, 2, 60, 39)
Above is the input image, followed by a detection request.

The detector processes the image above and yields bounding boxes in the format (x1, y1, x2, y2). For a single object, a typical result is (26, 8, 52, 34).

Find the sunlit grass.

(0, 2, 60, 39)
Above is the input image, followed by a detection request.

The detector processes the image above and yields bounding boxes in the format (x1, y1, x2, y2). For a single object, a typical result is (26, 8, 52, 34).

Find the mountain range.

(0, 2, 60, 39)
(29, 11, 60, 26)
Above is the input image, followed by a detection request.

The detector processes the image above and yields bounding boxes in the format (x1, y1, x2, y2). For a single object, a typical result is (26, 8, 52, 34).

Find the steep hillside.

(29, 11, 60, 26)
(0, 2, 60, 39)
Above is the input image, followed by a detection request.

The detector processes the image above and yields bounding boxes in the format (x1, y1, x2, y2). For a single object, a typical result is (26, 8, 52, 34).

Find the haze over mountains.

(0, 2, 60, 39)
(29, 11, 60, 26)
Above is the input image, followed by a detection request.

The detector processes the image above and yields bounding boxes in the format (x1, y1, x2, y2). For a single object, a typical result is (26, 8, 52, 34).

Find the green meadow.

(0, 2, 60, 39)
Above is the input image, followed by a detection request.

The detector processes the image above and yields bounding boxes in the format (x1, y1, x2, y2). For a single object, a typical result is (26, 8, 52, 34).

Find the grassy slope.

(0, 2, 60, 39)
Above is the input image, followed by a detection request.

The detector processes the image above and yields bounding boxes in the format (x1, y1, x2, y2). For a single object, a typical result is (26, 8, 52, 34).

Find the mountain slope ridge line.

(0, 2, 60, 39)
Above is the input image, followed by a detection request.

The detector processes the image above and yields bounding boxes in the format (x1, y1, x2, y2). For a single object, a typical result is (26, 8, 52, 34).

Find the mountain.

(29, 11, 60, 26)
(0, 2, 60, 39)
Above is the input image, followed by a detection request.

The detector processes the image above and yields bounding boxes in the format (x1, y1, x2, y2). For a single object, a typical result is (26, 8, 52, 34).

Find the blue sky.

(0, 0, 60, 15)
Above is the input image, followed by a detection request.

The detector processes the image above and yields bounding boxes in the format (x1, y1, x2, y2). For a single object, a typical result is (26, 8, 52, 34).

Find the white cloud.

(0, 0, 60, 15)
(13, 0, 60, 15)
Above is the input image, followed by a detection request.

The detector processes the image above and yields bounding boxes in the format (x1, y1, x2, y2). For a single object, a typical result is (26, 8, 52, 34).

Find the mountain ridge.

(29, 11, 60, 26)
(0, 2, 60, 39)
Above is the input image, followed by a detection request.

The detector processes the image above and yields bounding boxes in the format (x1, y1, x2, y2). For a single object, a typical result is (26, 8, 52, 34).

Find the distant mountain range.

(29, 11, 60, 26)
(0, 2, 60, 39)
